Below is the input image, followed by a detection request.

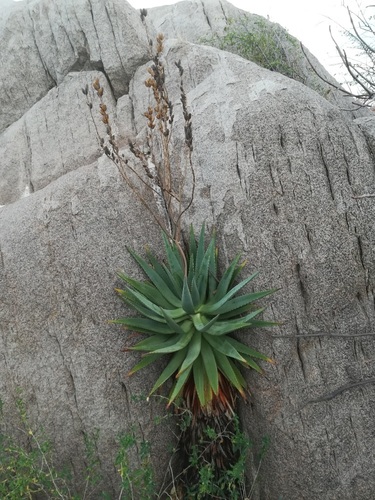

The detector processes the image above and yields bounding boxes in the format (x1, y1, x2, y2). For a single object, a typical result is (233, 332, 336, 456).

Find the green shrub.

(203, 15, 305, 82)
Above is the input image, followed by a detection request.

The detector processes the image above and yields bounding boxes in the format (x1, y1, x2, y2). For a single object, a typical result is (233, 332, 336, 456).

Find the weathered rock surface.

(0, 71, 115, 205)
(355, 115, 375, 159)
(146, 0, 243, 41)
(1, 0, 375, 498)
(0, 0, 151, 134)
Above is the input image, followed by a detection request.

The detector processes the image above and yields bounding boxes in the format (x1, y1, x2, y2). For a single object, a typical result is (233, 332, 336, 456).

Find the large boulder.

(1, 0, 375, 498)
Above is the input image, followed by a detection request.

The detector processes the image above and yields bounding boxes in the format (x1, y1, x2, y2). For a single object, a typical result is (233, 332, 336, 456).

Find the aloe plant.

(113, 225, 276, 412)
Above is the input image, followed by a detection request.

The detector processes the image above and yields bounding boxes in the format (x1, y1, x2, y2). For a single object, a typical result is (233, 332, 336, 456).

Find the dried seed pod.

(93, 78, 100, 91)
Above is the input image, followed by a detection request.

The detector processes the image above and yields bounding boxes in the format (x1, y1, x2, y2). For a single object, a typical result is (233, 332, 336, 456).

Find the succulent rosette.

(113, 225, 276, 409)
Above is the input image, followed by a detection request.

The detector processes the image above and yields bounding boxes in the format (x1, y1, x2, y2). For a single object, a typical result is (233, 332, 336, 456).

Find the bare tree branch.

(302, 5, 375, 106)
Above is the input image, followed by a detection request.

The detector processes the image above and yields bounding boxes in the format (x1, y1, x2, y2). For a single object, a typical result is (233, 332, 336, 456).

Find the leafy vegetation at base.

(183, 415, 252, 499)
(0, 396, 154, 499)
(0, 396, 267, 499)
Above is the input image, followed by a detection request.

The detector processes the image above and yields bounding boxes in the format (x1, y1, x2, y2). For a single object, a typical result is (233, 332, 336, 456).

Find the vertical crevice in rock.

(296, 337, 307, 381)
(218, 0, 228, 22)
(200, 0, 212, 29)
(27, 6, 57, 87)
(23, 121, 34, 196)
(355, 232, 366, 271)
(342, 150, 353, 186)
(296, 262, 308, 313)
(318, 141, 335, 201)
(104, 4, 127, 77)
(0, 244, 4, 269)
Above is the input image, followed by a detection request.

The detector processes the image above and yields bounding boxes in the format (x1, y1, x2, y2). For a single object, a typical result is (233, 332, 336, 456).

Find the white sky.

(7, 0, 373, 82)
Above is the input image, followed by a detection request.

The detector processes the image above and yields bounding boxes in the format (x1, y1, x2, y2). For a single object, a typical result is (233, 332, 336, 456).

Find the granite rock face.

(0, 0, 151, 134)
(1, 0, 375, 498)
(0, 71, 116, 205)
(146, 0, 244, 41)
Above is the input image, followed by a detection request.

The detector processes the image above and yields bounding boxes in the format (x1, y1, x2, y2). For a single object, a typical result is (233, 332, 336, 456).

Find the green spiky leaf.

(177, 332, 201, 376)
(149, 347, 188, 395)
(168, 365, 193, 406)
(151, 328, 194, 354)
(199, 274, 260, 314)
(161, 233, 185, 280)
(214, 350, 246, 397)
(118, 273, 172, 309)
(200, 339, 219, 395)
(111, 317, 175, 335)
(181, 277, 196, 314)
(129, 353, 164, 375)
(193, 354, 210, 407)
(203, 333, 247, 364)
(204, 308, 265, 336)
(128, 248, 181, 307)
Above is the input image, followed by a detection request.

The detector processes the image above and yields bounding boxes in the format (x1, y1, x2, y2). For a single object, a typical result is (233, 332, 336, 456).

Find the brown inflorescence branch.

(87, 34, 196, 251)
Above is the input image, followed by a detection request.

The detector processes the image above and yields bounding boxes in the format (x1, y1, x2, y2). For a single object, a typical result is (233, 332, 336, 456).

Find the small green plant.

(0, 395, 126, 499)
(0, 394, 269, 499)
(81, 430, 104, 498)
(0, 396, 158, 499)
(115, 428, 155, 500)
(0, 397, 70, 499)
(183, 415, 253, 499)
